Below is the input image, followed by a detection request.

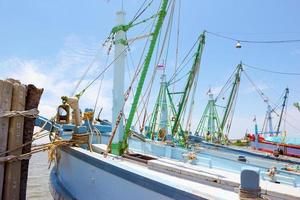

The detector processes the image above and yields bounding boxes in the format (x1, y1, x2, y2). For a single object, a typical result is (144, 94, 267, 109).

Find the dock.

(0, 79, 43, 200)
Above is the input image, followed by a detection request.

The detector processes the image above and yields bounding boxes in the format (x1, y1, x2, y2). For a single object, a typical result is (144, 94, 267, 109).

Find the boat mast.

(159, 73, 169, 131)
(266, 100, 274, 134)
(185, 60, 201, 133)
(219, 62, 242, 141)
(148, 72, 169, 139)
(195, 90, 221, 141)
(112, 10, 126, 147)
(276, 87, 289, 136)
(171, 32, 206, 141)
(121, 0, 169, 153)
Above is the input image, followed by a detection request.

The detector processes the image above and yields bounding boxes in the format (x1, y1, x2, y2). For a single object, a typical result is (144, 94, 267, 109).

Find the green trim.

(111, 24, 132, 34)
(111, 142, 123, 156)
(122, 0, 169, 152)
(114, 39, 128, 46)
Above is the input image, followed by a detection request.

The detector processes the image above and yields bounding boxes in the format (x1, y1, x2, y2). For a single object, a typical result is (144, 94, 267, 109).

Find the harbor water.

(26, 151, 52, 200)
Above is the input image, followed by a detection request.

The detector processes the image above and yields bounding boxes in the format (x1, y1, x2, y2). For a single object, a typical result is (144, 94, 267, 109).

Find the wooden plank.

(3, 80, 26, 200)
(20, 84, 43, 200)
(0, 80, 13, 200)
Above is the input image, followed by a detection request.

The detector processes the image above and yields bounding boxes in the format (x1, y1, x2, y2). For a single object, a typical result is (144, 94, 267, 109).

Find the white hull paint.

(52, 149, 175, 200)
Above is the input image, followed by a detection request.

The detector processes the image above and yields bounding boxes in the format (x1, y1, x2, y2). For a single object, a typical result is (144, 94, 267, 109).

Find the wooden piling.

(19, 85, 43, 200)
(3, 80, 27, 200)
(0, 80, 13, 200)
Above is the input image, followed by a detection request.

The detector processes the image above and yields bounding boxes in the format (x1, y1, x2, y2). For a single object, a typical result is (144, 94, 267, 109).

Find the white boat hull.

(50, 147, 204, 200)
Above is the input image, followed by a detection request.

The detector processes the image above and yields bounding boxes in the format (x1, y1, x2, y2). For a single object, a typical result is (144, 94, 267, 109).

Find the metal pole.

(112, 11, 126, 146)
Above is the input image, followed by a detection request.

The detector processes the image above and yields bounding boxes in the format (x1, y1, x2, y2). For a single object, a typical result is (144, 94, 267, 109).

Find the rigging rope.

(168, 36, 200, 83)
(71, 46, 104, 96)
(173, 0, 181, 92)
(93, 74, 104, 115)
(77, 0, 160, 99)
(242, 70, 268, 102)
(168, 71, 189, 86)
(215, 68, 237, 101)
(130, 0, 154, 24)
(93, 54, 109, 114)
(76, 42, 132, 98)
(134, 0, 175, 130)
(243, 63, 300, 76)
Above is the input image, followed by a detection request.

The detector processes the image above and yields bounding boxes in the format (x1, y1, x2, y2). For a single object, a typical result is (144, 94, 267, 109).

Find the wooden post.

(3, 80, 27, 200)
(0, 80, 13, 200)
(20, 85, 43, 200)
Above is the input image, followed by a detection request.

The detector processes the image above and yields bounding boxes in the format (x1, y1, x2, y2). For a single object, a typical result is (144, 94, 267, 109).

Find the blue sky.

(1, 0, 300, 138)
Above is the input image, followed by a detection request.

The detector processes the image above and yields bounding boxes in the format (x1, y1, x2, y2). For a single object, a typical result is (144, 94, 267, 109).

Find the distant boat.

(247, 88, 300, 158)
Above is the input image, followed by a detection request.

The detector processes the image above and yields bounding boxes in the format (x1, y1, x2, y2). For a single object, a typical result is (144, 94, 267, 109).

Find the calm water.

(27, 151, 52, 200)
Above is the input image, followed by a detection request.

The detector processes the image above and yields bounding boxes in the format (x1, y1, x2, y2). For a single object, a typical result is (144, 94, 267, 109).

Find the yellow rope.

(82, 111, 94, 120)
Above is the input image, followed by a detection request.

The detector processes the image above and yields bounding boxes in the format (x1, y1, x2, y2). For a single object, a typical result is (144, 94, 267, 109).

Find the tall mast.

(266, 100, 274, 134)
(171, 32, 206, 139)
(195, 90, 221, 141)
(219, 62, 242, 139)
(159, 73, 169, 131)
(148, 72, 168, 139)
(112, 11, 126, 146)
(121, 0, 169, 153)
(276, 87, 289, 135)
(185, 61, 201, 133)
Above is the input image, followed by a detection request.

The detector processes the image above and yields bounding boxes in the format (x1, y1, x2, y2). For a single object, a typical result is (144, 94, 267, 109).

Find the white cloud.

(0, 34, 113, 120)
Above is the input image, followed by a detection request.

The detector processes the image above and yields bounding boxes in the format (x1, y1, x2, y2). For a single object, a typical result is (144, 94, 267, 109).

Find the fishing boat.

(193, 60, 300, 159)
(30, 0, 300, 199)
(247, 88, 300, 158)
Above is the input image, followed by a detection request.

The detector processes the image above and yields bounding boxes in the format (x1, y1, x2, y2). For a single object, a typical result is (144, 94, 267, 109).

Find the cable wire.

(206, 31, 300, 44)
(243, 63, 300, 76)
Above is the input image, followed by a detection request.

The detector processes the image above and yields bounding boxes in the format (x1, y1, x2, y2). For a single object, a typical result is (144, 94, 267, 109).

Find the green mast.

(219, 62, 242, 142)
(171, 32, 206, 143)
(276, 87, 289, 136)
(147, 73, 183, 140)
(120, 0, 169, 154)
(148, 73, 169, 139)
(195, 91, 221, 142)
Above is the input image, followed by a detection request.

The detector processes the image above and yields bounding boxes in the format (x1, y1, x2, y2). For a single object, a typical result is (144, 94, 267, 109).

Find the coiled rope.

(239, 187, 262, 199)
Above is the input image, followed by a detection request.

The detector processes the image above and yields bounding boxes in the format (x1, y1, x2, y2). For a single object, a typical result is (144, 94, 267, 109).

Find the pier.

(0, 79, 43, 200)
